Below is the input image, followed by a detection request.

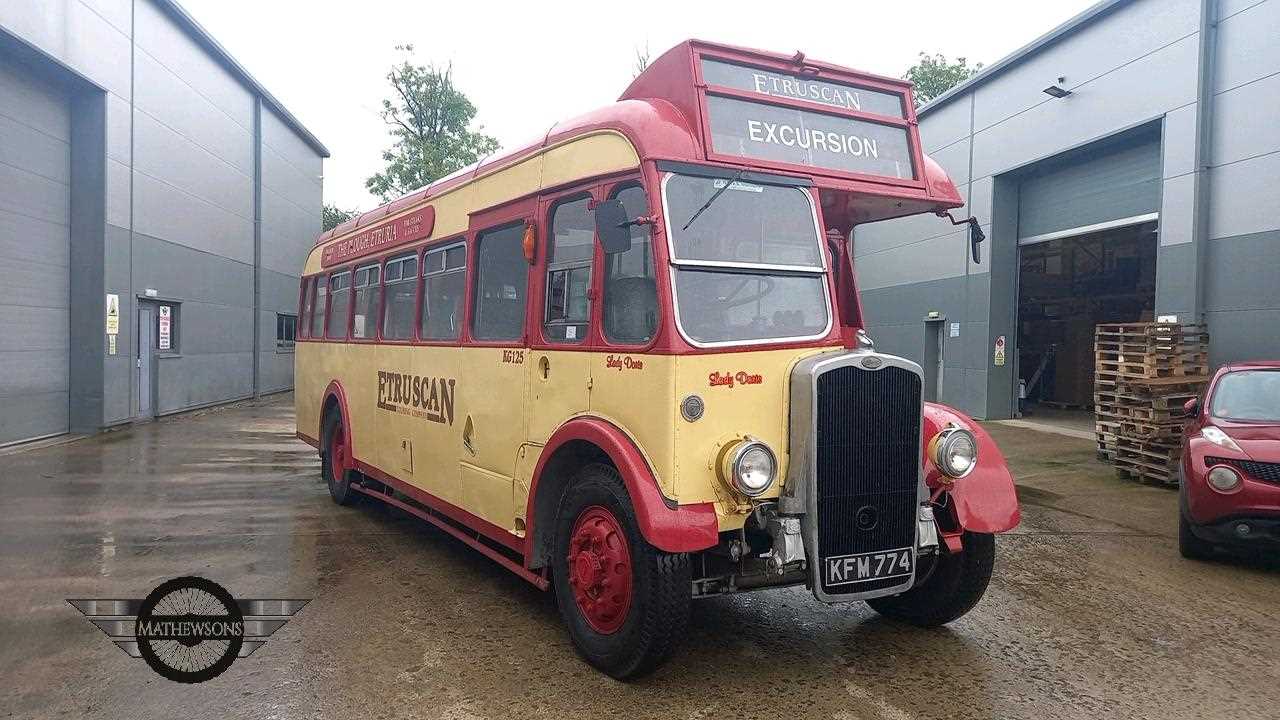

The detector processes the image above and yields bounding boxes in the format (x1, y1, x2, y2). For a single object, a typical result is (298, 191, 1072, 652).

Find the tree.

(633, 43, 651, 79)
(903, 53, 983, 108)
(322, 203, 358, 231)
(365, 45, 500, 202)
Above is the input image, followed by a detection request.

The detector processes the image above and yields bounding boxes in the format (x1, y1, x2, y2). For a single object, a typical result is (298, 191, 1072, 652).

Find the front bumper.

(1187, 514, 1280, 548)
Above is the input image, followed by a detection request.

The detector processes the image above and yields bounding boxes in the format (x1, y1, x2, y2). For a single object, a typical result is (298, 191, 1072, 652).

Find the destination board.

(701, 58, 905, 119)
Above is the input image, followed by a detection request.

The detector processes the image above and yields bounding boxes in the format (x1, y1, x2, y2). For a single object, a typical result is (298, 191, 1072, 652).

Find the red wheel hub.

(329, 422, 348, 479)
(567, 505, 633, 634)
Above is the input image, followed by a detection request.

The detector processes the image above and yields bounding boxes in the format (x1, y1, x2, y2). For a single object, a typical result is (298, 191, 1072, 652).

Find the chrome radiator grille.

(814, 364, 921, 595)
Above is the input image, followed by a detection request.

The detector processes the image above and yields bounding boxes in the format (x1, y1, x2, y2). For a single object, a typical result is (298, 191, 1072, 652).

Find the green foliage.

(322, 203, 358, 231)
(903, 53, 983, 108)
(365, 45, 501, 202)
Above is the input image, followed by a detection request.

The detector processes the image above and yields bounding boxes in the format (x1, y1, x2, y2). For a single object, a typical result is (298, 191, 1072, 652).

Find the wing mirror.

(593, 199, 633, 255)
(1183, 397, 1199, 417)
(968, 218, 985, 264)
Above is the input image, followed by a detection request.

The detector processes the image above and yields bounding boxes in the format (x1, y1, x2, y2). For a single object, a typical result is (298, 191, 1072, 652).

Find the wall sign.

(993, 335, 1006, 367)
(701, 58, 905, 118)
(158, 306, 172, 351)
(322, 206, 436, 268)
(105, 294, 120, 335)
(705, 95, 914, 179)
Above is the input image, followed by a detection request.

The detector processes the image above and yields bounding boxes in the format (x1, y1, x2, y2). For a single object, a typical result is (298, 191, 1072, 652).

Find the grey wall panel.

(1208, 151, 1280, 239)
(1205, 309, 1280, 368)
(925, 137, 971, 188)
(856, 229, 969, 292)
(156, 352, 253, 415)
(105, 91, 130, 162)
(130, 232, 252, 307)
(918, 95, 972, 153)
(260, 185, 316, 275)
(103, 223, 132, 424)
(262, 108, 322, 189)
(1159, 173, 1194, 247)
(0, 392, 68, 445)
(1161, 104, 1196, 179)
(959, 320, 991, 373)
(1018, 136, 1161, 239)
(853, 208, 963, 257)
(178, 302, 254, 356)
(132, 51, 252, 175)
(131, 170, 253, 263)
(261, 141, 320, 219)
(0, 0, 131, 100)
(1204, 230, 1280, 312)
(260, 268, 301, 313)
(0, 113, 71, 184)
(970, 0, 1199, 132)
(259, 351, 294, 394)
(970, 36, 1197, 182)
(1154, 242, 1195, 320)
(133, 109, 252, 219)
(133, 0, 252, 131)
(0, 209, 68, 266)
(0, 161, 70, 225)
(1215, 0, 1280, 93)
(1211, 71, 1280, 168)
(0, 63, 70, 139)
(105, 156, 129, 228)
(3, 256, 70, 310)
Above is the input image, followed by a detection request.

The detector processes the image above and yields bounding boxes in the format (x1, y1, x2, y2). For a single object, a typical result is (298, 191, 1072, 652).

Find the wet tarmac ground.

(1, 395, 1278, 719)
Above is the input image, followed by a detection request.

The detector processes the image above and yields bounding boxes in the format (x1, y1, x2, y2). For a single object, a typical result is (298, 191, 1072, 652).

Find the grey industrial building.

(0, 0, 327, 445)
(857, 0, 1278, 420)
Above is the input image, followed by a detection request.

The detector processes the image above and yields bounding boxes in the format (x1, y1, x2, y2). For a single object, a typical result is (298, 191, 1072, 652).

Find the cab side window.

(472, 224, 529, 341)
(603, 184, 658, 344)
(544, 196, 593, 343)
(422, 242, 467, 340)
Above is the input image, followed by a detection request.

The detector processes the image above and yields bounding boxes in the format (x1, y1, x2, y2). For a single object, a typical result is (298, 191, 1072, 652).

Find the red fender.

(526, 417, 719, 554)
(923, 402, 1021, 534)
(321, 380, 353, 468)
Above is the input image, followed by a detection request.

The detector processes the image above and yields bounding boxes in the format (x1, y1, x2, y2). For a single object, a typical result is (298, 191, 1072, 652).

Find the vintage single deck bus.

(295, 40, 1020, 678)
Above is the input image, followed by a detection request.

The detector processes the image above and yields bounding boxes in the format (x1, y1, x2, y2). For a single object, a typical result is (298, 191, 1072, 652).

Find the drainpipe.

(1189, 0, 1219, 323)
(252, 96, 263, 400)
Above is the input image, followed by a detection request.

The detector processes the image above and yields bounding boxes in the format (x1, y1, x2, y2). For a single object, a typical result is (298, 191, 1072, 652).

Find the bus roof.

(316, 39, 962, 249)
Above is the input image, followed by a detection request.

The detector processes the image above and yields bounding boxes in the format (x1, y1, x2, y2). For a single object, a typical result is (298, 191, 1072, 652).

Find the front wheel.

(867, 531, 995, 627)
(551, 463, 690, 680)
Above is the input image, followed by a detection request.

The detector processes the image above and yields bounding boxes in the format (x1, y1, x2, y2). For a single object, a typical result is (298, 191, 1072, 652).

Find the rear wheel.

(551, 463, 690, 679)
(321, 410, 358, 506)
(867, 531, 995, 627)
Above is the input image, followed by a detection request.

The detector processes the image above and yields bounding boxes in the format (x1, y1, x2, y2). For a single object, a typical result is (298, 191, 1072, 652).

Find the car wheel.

(322, 410, 359, 506)
(867, 531, 995, 627)
(1178, 473, 1214, 560)
(551, 463, 690, 680)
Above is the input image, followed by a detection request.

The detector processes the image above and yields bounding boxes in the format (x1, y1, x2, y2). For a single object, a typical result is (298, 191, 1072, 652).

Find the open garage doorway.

(1016, 219, 1158, 425)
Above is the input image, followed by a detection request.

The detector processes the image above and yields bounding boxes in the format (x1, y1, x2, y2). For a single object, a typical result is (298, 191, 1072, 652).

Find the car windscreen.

(1211, 370, 1280, 422)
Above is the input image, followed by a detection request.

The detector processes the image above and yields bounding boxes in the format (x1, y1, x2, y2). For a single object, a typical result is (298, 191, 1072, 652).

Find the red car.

(1179, 361, 1280, 558)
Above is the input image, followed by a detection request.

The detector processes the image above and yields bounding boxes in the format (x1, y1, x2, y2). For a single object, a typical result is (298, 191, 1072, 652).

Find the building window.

(311, 276, 327, 338)
(544, 196, 594, 343)
(603, 184, 658, 344)
(472, 224, 528, 341)
(351, 263, 381, 339)
(421, 241, 466, 340)
(382, 253, 418, 341)
(277, 313, 297, 350)
(326, 271, 351, 339)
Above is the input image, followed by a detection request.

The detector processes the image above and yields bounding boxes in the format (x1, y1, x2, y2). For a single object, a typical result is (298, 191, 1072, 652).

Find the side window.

(472, 224, 529, 341)
(544, 196, 594, 343)
(603, 184, 658, 344)
(351, 264, 381, 339)
(421, 242, 466, 340)
(299, 278, 314, 339)
(382, 253, 418, 340)
(326, 271, 351, 339)
(311, 275, 328, 338)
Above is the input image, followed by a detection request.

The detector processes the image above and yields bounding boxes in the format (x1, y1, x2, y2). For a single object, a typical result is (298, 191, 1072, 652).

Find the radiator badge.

(860, 356, 883, 369)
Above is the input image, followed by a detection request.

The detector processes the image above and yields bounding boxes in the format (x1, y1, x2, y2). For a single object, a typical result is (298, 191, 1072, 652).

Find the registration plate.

(824, 547, 913, 587)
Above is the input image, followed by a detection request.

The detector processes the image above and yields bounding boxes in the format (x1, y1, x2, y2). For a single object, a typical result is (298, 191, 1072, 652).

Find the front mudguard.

(923, 403, 1020, 534)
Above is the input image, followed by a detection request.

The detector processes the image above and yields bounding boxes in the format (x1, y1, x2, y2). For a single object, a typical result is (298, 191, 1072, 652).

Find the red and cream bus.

(295, 40, 1019, 678)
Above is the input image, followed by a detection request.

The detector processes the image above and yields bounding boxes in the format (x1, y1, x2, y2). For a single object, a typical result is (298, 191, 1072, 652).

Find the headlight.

(930, 427, 978, 480)
(720, 437, 777, 497)
(1201, 426, 1242, 452)
(1207, 465, 1242, 492)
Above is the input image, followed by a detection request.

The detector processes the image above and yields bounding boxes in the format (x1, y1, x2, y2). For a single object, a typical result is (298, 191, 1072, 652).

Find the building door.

(922, 317, 945, 403)
(136, 305, 154, 418)
(0, 57, 72, 445)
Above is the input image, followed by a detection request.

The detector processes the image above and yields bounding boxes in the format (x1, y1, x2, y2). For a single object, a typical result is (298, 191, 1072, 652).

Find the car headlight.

(1207, 465, 1242, 492)
(720, 437, 777, 497)
(930, 427, 978, 480)
(1201, 426, 1242, 452)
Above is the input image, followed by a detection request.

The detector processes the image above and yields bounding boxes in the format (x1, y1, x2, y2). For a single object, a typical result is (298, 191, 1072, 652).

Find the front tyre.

(551, 463, 690, 680)
(867, 531, 995, 627)
(321, 410, 359, 506)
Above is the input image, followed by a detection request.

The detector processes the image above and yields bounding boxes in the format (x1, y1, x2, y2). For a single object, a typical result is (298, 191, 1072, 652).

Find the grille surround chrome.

(781, 350, 927, 603)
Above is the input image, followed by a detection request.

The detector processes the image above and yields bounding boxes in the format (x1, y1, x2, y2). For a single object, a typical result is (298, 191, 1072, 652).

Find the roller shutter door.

(1018, 129, 1161, 243)
(0, 59, 71, 445)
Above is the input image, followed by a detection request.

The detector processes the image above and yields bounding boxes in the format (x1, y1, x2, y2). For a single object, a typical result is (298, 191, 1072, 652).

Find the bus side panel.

(376, 344, 464, 507)
(294, 341, 325, 444)
(585, 351, 677, 501)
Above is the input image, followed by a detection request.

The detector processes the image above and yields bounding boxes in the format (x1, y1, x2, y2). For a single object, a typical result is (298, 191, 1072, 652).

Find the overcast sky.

(181, 0, 1099, 211)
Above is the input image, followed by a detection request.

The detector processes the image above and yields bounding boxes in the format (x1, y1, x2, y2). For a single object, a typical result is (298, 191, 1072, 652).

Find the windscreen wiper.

(682, 169, 746, 231)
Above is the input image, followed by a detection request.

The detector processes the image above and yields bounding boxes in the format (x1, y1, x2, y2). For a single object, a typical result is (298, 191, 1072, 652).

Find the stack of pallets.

(1094, 322, 1209, 484)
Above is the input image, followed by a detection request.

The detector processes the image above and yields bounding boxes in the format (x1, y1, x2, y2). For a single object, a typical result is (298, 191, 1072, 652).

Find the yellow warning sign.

(106, 293, 120, 335)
